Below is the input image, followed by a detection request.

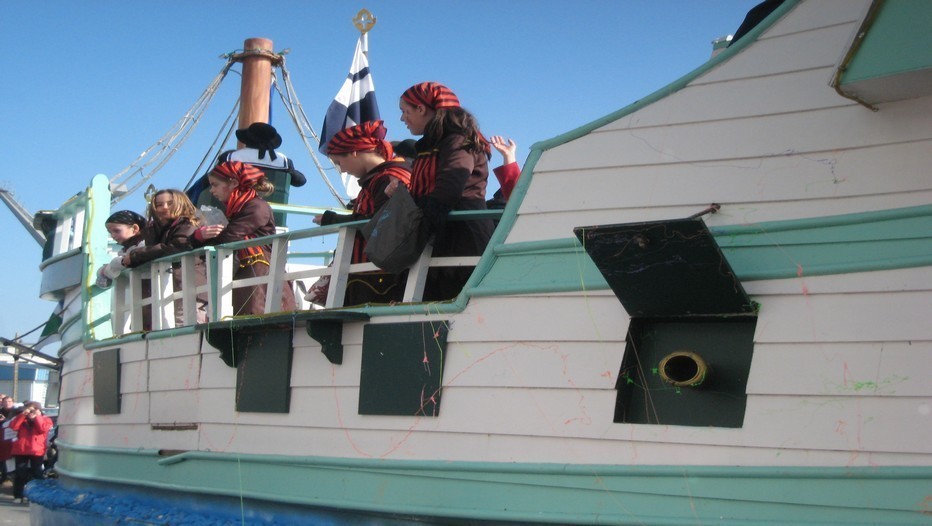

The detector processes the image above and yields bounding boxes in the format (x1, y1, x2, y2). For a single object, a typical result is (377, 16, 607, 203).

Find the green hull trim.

(472, 204, 932, 296)
(56, 442, 931, 525)
(841, 0, 932, 85)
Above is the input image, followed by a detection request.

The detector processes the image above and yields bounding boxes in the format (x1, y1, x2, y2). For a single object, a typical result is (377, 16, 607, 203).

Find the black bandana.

(106, 210, 146, 228)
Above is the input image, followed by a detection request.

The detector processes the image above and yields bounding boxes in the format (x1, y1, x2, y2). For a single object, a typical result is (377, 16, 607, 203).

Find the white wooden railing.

(111, 250, 212, 332)
(107, 211, 499, 336)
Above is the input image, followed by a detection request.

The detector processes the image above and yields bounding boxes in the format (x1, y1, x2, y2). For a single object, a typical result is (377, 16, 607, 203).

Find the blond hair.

(148, 189, 201, 226)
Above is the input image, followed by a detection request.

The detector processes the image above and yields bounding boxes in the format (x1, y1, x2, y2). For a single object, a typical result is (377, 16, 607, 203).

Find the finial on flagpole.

(353, 9, 376, 34)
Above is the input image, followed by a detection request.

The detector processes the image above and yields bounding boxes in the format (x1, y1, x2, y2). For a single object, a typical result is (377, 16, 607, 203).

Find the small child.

(125, 189, 208, 325)
(96, 210, 147, 289)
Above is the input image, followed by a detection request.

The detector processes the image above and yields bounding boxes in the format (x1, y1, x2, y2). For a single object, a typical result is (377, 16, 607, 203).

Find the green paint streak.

(839, 374, 909, 394)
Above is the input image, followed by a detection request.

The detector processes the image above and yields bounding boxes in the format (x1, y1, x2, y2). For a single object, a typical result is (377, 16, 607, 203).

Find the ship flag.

(34, 299, 64, 351)
(320, 35, 380, 198)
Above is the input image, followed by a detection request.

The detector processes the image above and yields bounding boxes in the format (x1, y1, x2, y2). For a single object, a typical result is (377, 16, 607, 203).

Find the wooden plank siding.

(58, 270, 930, 465)
(512, 0, 931, 252)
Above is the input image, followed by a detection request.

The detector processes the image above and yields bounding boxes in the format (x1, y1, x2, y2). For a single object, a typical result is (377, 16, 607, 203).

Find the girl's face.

(399, 100, 433, 136)
(106, 222, 140, 243)
(208, 175, 237, 204)
(152, 193, 177, 224)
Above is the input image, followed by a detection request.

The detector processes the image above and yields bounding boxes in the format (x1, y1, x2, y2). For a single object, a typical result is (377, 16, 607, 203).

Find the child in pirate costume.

(311, 120, 412, 306)
(124, 189, 209, 325)
(193, 161, 296, 316)
(398, 82, 495, 301)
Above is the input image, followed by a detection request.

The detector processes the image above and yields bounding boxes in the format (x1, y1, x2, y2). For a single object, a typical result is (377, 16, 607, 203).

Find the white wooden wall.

(511, 0, 932, 244)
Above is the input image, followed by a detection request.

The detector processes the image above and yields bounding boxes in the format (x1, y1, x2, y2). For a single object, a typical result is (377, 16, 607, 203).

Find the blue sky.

(0, 1, 760, 344)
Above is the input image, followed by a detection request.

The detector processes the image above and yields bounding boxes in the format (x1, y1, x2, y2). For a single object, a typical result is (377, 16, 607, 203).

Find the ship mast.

(231, 38, 282, 142)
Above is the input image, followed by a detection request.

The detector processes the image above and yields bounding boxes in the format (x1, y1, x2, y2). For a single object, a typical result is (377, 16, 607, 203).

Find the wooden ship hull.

(28, 1, 932, 524)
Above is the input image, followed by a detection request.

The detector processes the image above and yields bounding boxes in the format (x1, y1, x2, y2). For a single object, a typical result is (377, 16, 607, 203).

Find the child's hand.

(385, 177, 401, 197)
(313, 214, 323, 225)
(489, 136, 517, 165)
(198, 225, 225, 240)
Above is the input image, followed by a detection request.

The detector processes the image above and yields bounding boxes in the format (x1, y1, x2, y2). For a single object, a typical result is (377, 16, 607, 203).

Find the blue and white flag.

(320, 36, 380, 154)
(321, 36, 380, 198)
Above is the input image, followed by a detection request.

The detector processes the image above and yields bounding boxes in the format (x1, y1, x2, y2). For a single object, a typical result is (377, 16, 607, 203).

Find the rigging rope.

(110, 59, 236, 205)
(108, 51, 346, 208)
(275, 59, 347, 207)
(183, 98, 240, 191)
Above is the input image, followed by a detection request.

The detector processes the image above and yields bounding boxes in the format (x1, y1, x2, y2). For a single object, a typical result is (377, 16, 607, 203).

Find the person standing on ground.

(9, 401, 53, 504)
(0, 395, 14, 484)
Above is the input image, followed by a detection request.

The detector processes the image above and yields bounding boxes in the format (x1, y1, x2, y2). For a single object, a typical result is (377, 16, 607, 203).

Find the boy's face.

(330, 153, 365, 178)
(106, 222, 139, 243)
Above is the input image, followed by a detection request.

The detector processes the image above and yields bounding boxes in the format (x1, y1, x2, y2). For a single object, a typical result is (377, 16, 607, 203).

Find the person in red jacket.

(9, 401, 53, 503)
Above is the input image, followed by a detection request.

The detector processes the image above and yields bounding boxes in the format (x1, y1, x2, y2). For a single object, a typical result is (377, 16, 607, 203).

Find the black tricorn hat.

(236, 122, 282, 160)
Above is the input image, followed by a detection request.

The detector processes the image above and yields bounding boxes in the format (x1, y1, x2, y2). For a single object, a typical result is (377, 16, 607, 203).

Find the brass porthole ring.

(658, 351, 709, 388)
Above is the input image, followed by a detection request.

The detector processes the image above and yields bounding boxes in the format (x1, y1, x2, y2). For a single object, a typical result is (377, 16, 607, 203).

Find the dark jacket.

(127, 217, 198, 268)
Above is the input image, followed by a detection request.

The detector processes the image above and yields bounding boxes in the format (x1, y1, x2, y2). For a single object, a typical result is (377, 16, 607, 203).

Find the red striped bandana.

(401, 82, 460, 110)
(326, 120, 393, 160)
(211, 161, 264, 217)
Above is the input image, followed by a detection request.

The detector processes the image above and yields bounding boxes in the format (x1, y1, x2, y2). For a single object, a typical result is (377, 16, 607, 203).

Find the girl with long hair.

(398, 82, 495, 300)
(125, 189, 208, 325)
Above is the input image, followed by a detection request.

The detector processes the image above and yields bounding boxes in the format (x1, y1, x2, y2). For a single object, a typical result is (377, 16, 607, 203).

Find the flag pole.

(353, 8, 377, 56)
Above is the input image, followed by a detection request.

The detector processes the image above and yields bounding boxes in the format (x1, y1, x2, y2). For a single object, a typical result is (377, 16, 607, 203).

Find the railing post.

(180, 253, 198, 325)
(403, 241, 434, 302)
(216, 249, 236, 319)
(325, 227, 355, 308)
(72, 207, 86, 248)
(204, 248, 218, 322)
(152, 261, 175, 330)
(128, 271, 145, 333)
(111, 274, 128, 336)
(264, 237, 289, 314)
